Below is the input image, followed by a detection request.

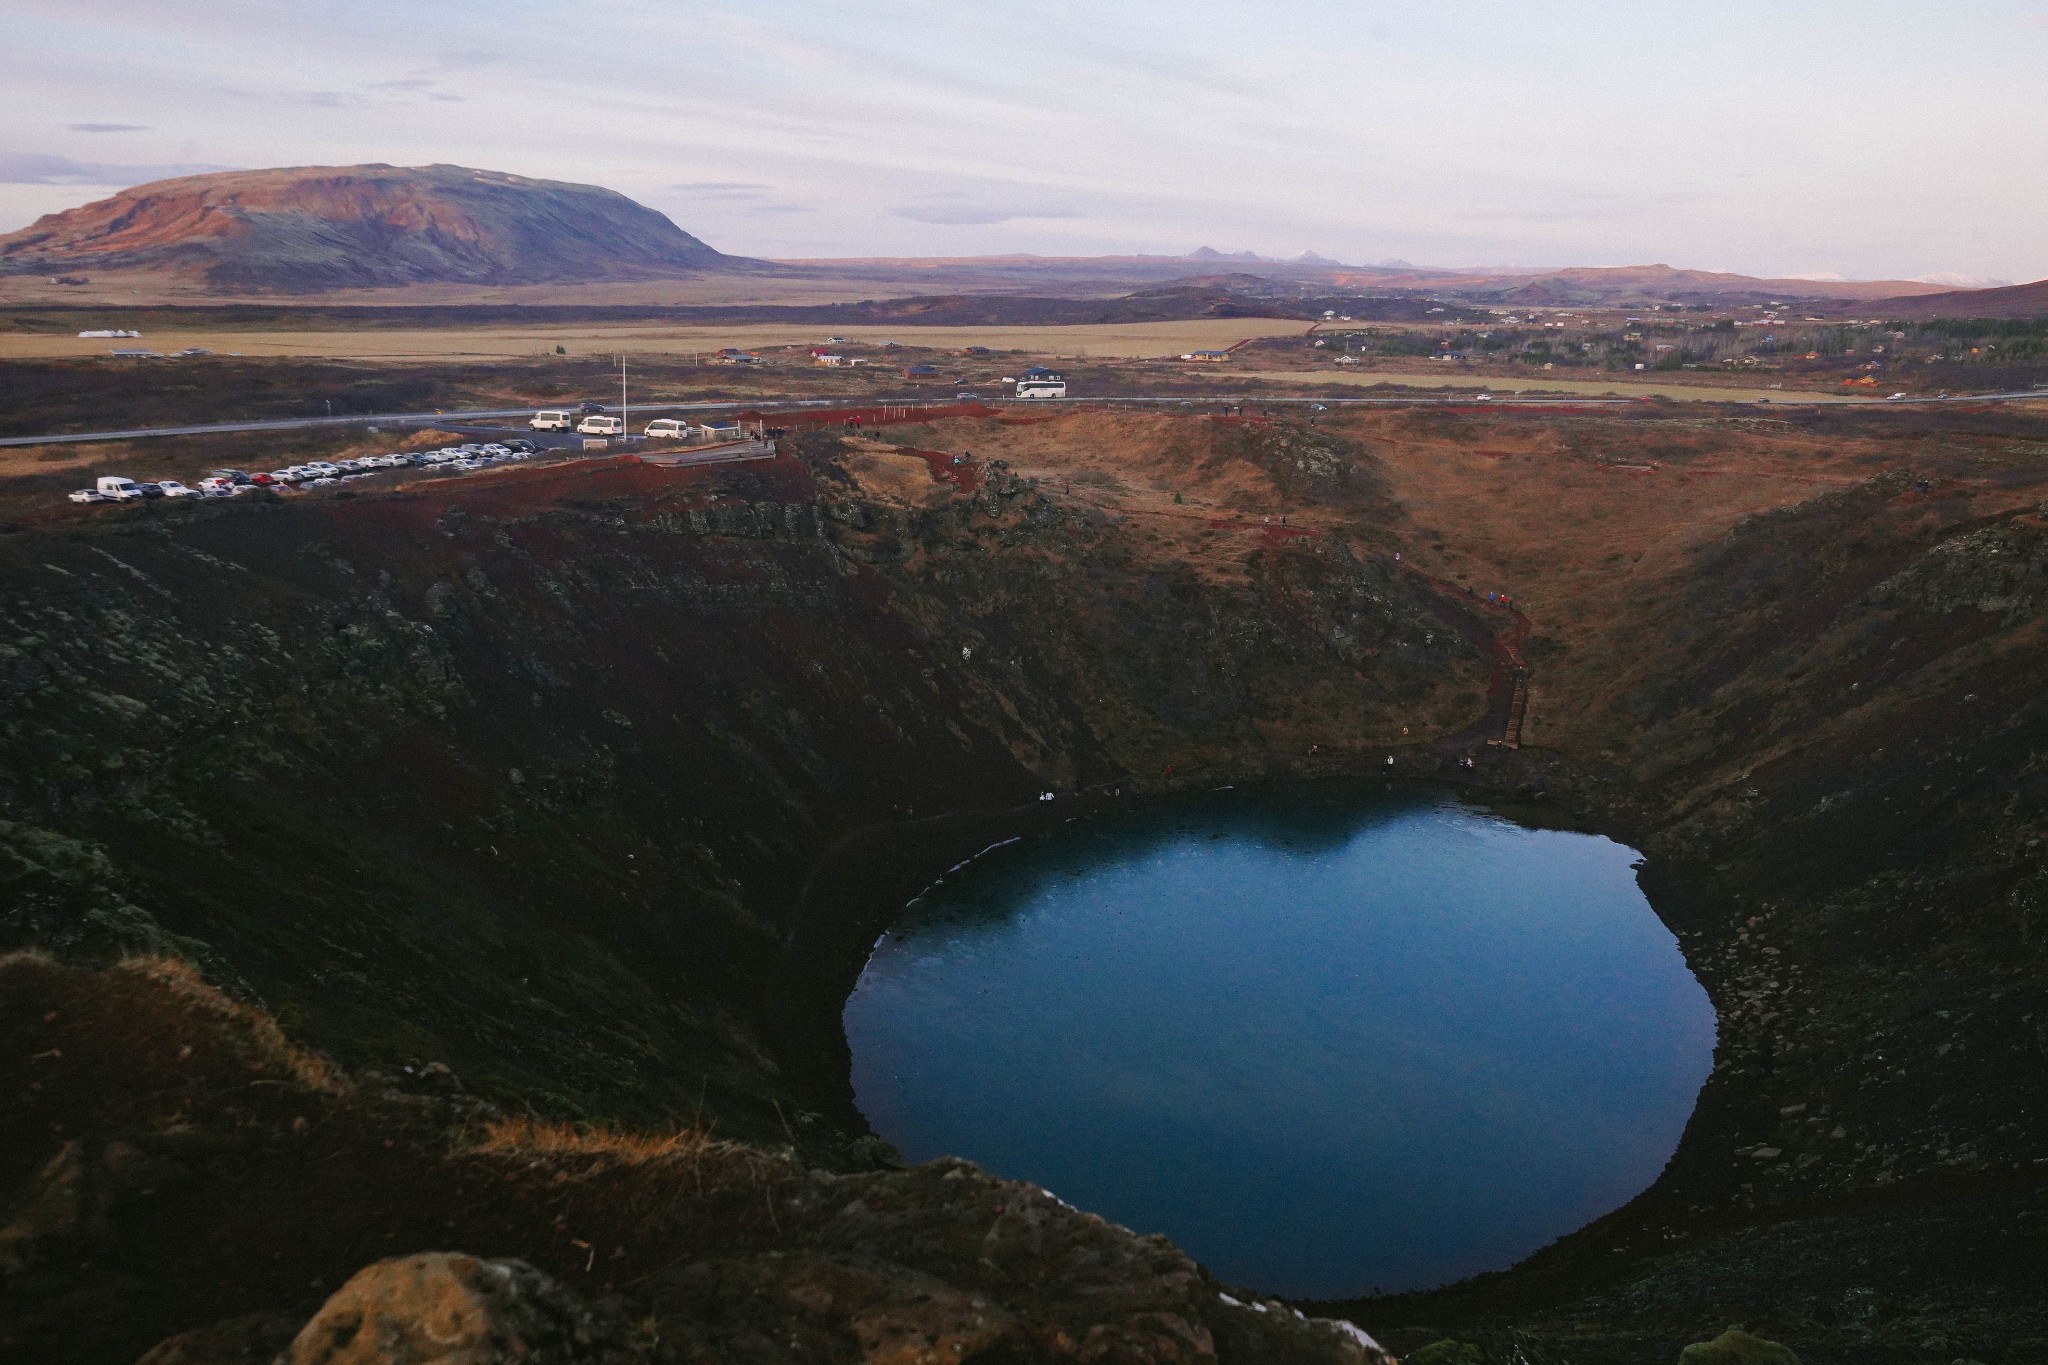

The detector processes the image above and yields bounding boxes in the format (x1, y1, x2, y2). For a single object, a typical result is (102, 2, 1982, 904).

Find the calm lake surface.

(843, 784, 1715, 1297)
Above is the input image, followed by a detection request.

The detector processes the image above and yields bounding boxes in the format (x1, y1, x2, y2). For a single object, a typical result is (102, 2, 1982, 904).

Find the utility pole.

(619, 353, 628, 436)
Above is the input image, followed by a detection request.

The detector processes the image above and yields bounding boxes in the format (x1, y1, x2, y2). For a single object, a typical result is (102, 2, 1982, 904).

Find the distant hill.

(0, 162, 1971, 309)
(1874, 277, 2048, 320)
(784, 253, 1942, 306)
(0, 163, 749, 292)
(1415, 263, 1946, 306)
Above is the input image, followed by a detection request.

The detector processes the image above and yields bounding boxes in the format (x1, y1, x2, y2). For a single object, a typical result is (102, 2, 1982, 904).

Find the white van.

(577, 414, 625, 436)
(95, 476, 145, 500)
(530, 410, 574, 431)
(644, 417, 688, 438)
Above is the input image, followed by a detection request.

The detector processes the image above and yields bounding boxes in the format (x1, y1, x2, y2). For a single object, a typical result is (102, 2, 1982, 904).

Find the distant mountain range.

(0, 163, 2036, 314)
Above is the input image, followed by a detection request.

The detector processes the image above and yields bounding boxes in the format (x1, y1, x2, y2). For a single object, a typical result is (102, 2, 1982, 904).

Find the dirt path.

(1370, 548, 1533, 751)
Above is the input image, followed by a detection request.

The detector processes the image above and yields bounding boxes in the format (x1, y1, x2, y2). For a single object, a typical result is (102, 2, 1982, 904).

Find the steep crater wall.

(1, 433, 1479, 1148)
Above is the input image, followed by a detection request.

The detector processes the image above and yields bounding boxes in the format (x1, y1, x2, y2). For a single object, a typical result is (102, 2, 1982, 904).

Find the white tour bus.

(1015, 368, 1066, 400)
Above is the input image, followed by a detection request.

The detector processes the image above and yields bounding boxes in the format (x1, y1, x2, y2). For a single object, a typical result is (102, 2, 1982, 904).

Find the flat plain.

(0, 317, 1310, 362)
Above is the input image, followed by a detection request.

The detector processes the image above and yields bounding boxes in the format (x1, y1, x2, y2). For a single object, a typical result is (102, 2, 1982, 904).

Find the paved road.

(3, 388, 2043, 450)
(0, 398, 831, 450)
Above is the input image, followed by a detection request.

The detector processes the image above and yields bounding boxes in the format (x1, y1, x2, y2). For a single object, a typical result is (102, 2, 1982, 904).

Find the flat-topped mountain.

(0, 163, 746, 292)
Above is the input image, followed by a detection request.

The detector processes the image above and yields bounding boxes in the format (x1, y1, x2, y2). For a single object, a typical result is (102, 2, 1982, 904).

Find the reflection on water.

(844, 784, 1715, 1297)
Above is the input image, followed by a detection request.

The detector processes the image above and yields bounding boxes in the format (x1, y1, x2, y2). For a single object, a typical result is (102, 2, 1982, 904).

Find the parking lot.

(56, 406, 783, 507)
(65, 435, 560, 504)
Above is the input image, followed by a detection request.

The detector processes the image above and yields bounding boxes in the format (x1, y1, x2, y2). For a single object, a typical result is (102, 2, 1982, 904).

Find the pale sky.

(2, 1, 2045, 282)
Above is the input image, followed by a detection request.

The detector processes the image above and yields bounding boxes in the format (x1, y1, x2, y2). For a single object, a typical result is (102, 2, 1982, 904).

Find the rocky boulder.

(278, 1253, 644, 1365)
(1677, 1328, 1801, 1365)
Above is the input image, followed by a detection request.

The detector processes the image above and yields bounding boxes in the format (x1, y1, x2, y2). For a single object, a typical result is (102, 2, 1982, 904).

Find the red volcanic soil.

(0, 164, 741, 292)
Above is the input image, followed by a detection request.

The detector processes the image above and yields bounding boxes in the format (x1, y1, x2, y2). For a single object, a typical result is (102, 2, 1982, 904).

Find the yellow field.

(1232, 368, 1875, 404)
(0, 318, 1309, 363)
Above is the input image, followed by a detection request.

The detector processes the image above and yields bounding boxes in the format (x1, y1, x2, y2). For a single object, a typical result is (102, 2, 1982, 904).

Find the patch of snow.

(1332, 1320, 1385, 1352)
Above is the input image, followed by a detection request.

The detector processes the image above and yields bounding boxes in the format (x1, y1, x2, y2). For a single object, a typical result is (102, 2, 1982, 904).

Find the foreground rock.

(3, 954, 1387, 1365)
(1677, 1329, 1800, 1365)
(280, 1253, 642, 1365)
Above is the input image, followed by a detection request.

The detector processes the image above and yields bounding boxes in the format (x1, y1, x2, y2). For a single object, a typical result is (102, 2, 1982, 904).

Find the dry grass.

(842, 439, 953, 506)
(109, 954, 349, 1094)
(471, 1113, 719, 1164)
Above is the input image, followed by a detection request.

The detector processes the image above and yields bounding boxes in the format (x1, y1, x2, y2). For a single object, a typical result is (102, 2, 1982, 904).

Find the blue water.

(843, 785, 1715, 1297)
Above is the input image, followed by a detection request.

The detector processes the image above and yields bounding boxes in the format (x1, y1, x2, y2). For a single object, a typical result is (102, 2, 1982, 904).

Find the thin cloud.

(67, 123, 150, 134)
(672, 181, 777, 197)
(893, 203, 1082, 226)
(435, 48, 506, 68)
(0, 152, 232, 186)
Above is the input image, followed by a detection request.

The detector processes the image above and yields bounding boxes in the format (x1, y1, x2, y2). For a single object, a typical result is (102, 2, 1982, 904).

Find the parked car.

(576, 414, 625, 436)
(95, 476, 145, 500)
(206, 468, 253, 485)
(68, 488, 111, 504)
(644, 417, 688, 438)
(450, 458, 484, 471)
(302, 461, 342, 477)
(506, 438, 536, 454)
(198, 478, 236, 496)
(155, 480, 199, 498)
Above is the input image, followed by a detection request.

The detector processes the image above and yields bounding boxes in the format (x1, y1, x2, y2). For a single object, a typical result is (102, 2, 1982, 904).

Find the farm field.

(0, 316, 1308, 363)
